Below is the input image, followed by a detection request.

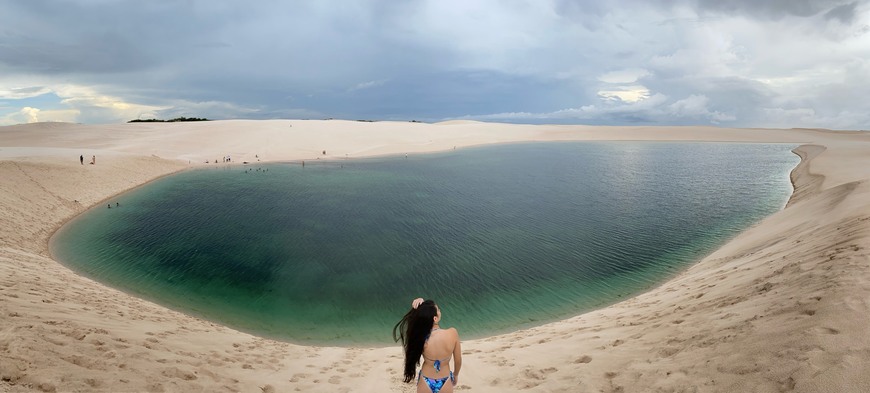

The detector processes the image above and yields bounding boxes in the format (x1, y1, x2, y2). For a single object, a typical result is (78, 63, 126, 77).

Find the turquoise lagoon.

(51, 142, 799, 345)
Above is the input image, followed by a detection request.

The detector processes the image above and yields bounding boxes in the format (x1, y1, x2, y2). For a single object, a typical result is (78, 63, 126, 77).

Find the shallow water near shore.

(51, 142, 798, 345)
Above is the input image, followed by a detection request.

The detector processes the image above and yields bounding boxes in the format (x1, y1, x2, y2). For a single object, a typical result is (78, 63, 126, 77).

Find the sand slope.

(1, 120, 869, 392)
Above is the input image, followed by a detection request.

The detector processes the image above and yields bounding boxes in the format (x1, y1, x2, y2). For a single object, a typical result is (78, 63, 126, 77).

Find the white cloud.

(50, 85, 167, 123)
(156, 99, 260, 119)
(648, 22, 749, 80)
(597, 69, 654, 104)
(668, 94, 709, 117)
(0, 106, 81, 125)
(349, 79, 387, 91)
(759, 106, 870, 130)
(22, 107, 40, 123)
(668, 95, 737, 123)
(461, 92, 738, 124)
(461, 93, 671, 121)
(550, 93, 672, 119)
(762, 107, 816, 124)
(598, 85, 651, 103)
(0, 80, 171, 124)
(597, 68, 651, 84)
(0, 86, 52, 99)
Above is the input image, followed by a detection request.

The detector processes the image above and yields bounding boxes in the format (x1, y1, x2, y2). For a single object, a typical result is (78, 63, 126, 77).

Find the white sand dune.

(1, 120, 869, 392)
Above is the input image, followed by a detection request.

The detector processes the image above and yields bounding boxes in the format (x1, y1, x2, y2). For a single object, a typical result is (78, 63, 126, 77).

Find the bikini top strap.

(424, 328, 440, 342)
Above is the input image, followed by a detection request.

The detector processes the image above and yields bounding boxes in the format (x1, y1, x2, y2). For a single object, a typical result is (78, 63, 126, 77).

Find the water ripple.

(52, 142, 799, 344)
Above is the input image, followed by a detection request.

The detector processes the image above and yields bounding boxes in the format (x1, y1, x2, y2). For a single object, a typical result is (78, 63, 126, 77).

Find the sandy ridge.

(2, 120, 870, 392)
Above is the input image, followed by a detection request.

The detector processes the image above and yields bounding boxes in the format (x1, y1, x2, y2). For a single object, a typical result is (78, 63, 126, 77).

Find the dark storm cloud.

(0, 1, 199, 73)
(695, 0, 865, 21)
(825, 2, 860, 22)
(0, 0, 868, 128)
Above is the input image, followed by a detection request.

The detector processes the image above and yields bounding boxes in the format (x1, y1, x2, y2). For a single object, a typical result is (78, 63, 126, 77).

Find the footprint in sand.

(84, 378, 103, 388)
(260, 385, 276, 393)
(161, 366, 197, 381)
(521, 367, 557, 381)
(289, 373, 310, 382)
(658, 347, 681, 357)
(812, 326, 840, 335)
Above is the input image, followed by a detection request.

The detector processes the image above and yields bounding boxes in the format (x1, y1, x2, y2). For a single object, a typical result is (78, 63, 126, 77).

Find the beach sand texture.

(1, 120, 869, 392)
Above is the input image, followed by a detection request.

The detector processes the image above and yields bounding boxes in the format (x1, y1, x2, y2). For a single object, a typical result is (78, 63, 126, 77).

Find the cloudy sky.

(1, 0, 868, 129)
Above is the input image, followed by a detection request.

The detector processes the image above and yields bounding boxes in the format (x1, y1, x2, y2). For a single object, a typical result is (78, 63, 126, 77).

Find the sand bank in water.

(1, 120, 869, 392)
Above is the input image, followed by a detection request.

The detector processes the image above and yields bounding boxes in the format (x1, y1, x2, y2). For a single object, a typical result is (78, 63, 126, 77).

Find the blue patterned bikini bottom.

(419, 371, 454, 393)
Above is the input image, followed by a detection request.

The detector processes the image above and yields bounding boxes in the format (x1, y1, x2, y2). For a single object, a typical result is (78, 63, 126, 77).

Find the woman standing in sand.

(393, 298, 462, 393)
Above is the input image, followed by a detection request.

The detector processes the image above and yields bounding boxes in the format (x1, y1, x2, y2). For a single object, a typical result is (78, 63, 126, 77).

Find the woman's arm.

(452, 328, 462, 384)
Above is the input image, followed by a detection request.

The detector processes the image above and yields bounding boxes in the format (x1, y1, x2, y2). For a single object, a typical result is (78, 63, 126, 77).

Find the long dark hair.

(393, 299, 437, 383)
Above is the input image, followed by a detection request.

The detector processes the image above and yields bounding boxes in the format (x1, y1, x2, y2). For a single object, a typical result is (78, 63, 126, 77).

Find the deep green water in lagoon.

(51, 142, 799, 345)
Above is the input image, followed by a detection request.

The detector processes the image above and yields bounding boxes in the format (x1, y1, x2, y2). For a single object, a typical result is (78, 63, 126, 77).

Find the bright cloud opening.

(598, 85, 651, 103)
(0, 106, 81, 125)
